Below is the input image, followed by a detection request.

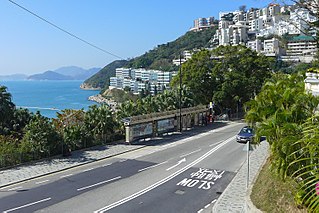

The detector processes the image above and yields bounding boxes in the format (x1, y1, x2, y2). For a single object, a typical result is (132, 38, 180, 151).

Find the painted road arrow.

(166, 158, 186, 171)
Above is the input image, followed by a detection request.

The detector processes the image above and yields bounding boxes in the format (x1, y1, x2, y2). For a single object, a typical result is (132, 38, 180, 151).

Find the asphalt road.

(0, 122, 247, 213)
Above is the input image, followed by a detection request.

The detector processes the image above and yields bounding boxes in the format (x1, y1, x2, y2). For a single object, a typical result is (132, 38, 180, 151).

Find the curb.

(245, 146, 269, 213)
(212, 141, 269, 213)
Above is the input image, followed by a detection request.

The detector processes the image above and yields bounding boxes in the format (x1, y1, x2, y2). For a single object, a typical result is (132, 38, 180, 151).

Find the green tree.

(85, 105, 118, 144)
(0, 86, 15, 134)
(246, 73, 319, 177)
(10, 108, 33, 139)
(52, 109, 88, 151)
(22, 113, 60, 158)
(171, 50, 215, 105)
(211, 45, 273, 112)
(172, 46, 273, 113)
(287, 114, 319, 211)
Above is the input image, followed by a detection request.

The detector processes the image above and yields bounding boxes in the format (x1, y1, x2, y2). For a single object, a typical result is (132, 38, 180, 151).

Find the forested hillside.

(82, 60, 129, 89)
(83, 27, 217, 90)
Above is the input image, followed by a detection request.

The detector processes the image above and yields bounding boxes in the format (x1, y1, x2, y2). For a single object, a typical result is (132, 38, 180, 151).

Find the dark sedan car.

(236, 126, 254, 143)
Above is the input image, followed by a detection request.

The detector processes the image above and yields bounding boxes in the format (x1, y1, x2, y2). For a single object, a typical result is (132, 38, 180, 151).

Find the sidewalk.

(212, 141, 270, 213)
(0, 143, 145, 188)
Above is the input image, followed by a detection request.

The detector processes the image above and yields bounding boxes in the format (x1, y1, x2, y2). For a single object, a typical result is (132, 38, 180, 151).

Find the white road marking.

(3, 197, 51, 213)
(209, 140, 224, 147)
(102, 163, 112, 167)
(60, 174, 73, 178)
(180, 149, 201, 158)
(77, 176, 121, 191)
(205, 204, 210, 208)
(197, 209, 203, 213)
(83, 168, 94, 172)
(166, 158, 186, 171)
(119, 159, 127, 162)
(35, 180, 49, 185)
(94, 135, 235, 213)
(138, 161, 168, 172)
(211, 199, 217, 204)
(7, 186, 22, 191)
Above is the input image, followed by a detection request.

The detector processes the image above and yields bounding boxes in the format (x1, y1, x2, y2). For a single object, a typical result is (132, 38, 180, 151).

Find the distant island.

(0, 66, 101, 81)
(28, 66, 100, 80)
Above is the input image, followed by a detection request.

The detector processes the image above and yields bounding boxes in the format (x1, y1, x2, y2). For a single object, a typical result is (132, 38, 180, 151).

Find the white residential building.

(262, 38, 280, 57)
(247, 40, 262, 52)
(213, 3, 317, 61)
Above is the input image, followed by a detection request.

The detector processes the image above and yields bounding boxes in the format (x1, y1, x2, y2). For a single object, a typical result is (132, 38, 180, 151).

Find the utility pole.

(179, 54, 182, 132)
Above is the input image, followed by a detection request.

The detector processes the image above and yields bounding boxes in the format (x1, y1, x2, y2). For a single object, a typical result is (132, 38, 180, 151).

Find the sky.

(0, 0, 280, 75)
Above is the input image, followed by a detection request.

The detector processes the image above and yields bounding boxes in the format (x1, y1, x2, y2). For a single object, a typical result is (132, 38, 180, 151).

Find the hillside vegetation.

(83, 27, 217, 90)
(83, 60, 129, 89)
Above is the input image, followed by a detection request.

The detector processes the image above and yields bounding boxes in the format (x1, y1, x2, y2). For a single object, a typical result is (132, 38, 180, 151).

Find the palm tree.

(85, 105, 118, 144)
(0, 86, 15, 134)
(287, 114, 319, 211)
(246, 73, 319, 177)
(245, 72, 319, 211)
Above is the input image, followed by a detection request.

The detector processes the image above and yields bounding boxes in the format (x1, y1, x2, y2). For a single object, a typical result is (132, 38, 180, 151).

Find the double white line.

(94, 135, 235, 213)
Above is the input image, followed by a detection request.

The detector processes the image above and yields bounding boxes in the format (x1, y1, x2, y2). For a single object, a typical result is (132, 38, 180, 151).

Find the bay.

(0, 80, 100, 118)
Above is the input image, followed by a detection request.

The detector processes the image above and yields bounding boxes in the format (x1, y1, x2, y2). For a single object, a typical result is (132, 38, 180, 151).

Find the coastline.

(88, 94, 118, 110)
(80, 83, 101, 90)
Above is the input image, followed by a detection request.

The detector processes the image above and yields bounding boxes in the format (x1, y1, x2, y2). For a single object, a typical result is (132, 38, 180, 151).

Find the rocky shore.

(80, 83, 101, 90)
(88, 94, 118, 110)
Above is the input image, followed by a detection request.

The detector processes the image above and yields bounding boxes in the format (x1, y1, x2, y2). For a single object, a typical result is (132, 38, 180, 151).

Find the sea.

(0, 80, 100, 118)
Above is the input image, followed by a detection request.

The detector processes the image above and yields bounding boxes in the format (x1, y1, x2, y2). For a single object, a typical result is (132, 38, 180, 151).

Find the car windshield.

(240, 128, 253, 134)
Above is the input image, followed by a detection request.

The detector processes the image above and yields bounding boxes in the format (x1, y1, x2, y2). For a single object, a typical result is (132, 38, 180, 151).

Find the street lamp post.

(179, 54, 182, 132)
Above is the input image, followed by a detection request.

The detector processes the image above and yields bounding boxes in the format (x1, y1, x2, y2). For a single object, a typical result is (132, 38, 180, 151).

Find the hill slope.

(82, 60, 129, 89)
(84, 27, 217, 90)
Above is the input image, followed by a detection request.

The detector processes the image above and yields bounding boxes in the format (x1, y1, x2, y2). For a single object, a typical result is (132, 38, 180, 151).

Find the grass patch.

(250, 158, 307, 213)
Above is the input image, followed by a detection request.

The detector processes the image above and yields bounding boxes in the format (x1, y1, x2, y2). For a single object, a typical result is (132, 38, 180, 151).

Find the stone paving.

(0, 144, 144, 188)
(212, 140, 269, 213)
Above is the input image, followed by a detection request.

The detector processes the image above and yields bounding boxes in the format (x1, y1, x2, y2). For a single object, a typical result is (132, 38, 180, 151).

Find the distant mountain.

(27, 66, 101, 81)
(0, 74, 28, 80)
(53, 66, 100, 80)
(28, 71, 73, 80)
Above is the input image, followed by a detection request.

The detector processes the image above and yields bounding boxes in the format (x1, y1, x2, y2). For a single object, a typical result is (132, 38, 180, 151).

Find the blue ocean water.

(0, 80, 100, 118)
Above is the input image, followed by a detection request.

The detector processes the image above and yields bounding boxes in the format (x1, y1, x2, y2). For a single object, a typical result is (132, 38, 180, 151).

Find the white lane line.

(211, 199, 217, 204)
(77, 176, 121, 191)
(35, 180, 49, 185)
(60, 174, 73, 178)
(119, 159, 127, 162)
(3, 197, 51, 213)
(102, 163, 112, 167)
(180, 149, 201, 158)
(138, 161, 168, 172)
(83, 168, 94, 172)
(197, 209, 203, 213)
(94, 135, 236, 213)
(205, 204, 210, 209)
(209, 140, 224, 147)
(7, 186, 22, 191)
